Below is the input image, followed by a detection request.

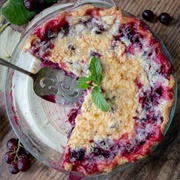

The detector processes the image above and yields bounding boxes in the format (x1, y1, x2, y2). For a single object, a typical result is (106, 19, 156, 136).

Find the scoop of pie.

(23, 5, 175, 176)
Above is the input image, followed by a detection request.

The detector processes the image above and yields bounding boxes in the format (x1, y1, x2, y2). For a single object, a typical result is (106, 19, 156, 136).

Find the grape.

(25, 150, 31, 157)
(4, 151, 16, 164)
(17, 158, 31, 172)
(6, 138, 18, 151)
(24, 0, 55, 12)
(4, 138, 32, 174)
(18, 148, 28, 158)
(24, 0, 38, 11)
(9, 162, 19, 174)
(37, 0, 54, 11)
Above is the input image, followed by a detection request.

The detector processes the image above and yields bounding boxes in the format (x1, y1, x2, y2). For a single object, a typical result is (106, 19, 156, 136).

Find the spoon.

(0, 58, 82, 105)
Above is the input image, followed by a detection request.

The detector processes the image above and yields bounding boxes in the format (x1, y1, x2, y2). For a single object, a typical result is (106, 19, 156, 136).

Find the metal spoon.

(0, 58, 82, 105)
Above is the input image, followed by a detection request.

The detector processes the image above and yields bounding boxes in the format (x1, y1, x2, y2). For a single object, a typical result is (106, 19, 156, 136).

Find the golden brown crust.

(161, 75, 175, 133)
(22, 35, 39, 51)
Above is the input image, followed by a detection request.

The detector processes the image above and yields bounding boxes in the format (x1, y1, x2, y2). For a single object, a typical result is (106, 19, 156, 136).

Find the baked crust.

(23, 5, 175, 176)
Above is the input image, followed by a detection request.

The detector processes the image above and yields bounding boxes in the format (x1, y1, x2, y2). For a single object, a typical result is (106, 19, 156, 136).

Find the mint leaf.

(1, 0, 37, 25)
(90, 56, 102, 85)
(76, 77, 91, 89)
(92, 86, 109, 112)
(76, 57, 109, 112)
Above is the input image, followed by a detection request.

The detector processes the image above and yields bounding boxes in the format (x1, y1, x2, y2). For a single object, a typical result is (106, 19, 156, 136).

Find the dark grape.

(158, 13, 171, 24)
(18, 146, 31, 158)
(5, 138, 32, 174)
(24, 0, 38, 11)
(24, 0, 55, 12)
(7, 138, 18, 151)
(4, 151, 16, 164)
(17, 158, 31, 172)
(9, 162, 19, 174)
(25, 150, 31, 157)
(19, 152, 28, 159)
(142, 10, 154, 21)
(37, 0, 54, 11)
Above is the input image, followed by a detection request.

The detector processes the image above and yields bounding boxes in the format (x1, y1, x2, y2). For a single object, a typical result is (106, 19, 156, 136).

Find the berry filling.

(113, 21, 172, 79)
(63, 123, 162, 174)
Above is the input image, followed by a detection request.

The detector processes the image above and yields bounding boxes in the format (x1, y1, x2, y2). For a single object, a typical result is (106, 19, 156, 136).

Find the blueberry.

(138, 141, 145, 146)
(155, 86, 163, 96)
(100, 140, 106, 146)
(60, 24, 70, 36)
(142, 10, 154, 21)
(90, 51, 101, 58)
(68, 45, 76, 51)
(94, 30, 102, 34)
(70, 149, 85, 161)
(91, 147, 101, 156)
(91, 146, 110, 158)
(158, 13, 171, 25)
(46, 29, 57, 39)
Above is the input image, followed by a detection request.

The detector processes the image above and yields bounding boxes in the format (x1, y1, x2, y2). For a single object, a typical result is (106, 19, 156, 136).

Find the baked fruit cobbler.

(23, 5, 175, 176)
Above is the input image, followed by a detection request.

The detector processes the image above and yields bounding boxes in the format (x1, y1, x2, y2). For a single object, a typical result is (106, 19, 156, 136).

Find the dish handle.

(75, 0, 116, 7)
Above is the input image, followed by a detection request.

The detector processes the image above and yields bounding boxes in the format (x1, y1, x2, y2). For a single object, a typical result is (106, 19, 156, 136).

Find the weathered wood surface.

(0, 0, 179, 179)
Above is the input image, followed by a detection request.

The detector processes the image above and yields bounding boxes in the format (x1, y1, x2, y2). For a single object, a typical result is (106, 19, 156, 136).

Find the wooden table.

(0, 0, 179, 179)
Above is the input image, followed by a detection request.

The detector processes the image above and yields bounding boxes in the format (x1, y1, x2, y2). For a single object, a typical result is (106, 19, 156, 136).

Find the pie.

(23, 5, 175, 176)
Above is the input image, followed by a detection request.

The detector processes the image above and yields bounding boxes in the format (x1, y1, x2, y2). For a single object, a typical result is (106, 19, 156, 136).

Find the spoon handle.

(0, 58, 35, 79)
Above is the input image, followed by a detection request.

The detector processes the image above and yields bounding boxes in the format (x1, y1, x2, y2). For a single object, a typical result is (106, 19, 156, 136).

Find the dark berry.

(70, 149, 85, 162)
(4, 151, 16, 164)
(24, 0, 38, 11)
(155, 86, 163, 96)
(37, 0, 54, 11)
(7, 138, 18, 151)
(17, 158, 31, 172)
(90, 51, 101, 58)
(95, 30, 102, 34)
(91, 146, 110, 158)
(18, 152, 28, 159)
(46, 29, 57, 39)
(25, 149, 31, 157)
(158, 13, 171, 24)
(92, 146, 101, 156)
(68, 45, 76, 51)
(142, 10, 154, 21)
(9, 162, 19, 174)
(18, 148, 31, 158)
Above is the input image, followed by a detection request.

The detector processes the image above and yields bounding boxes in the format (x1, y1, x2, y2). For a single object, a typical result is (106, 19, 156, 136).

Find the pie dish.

(5, 1, 176, 177)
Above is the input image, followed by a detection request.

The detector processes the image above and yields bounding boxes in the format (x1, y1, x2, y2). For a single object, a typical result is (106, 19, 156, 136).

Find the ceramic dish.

(4, 0, 177, 178)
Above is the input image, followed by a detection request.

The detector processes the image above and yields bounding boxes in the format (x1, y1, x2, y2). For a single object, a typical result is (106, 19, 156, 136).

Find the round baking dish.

(4, 0, 177, 178)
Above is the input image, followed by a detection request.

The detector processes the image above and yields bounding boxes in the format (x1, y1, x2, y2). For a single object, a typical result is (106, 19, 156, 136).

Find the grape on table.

(4, 138, 32, 174)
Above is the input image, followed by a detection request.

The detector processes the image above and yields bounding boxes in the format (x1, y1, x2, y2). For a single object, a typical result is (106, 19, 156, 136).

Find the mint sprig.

(77, 57, 109, 112)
